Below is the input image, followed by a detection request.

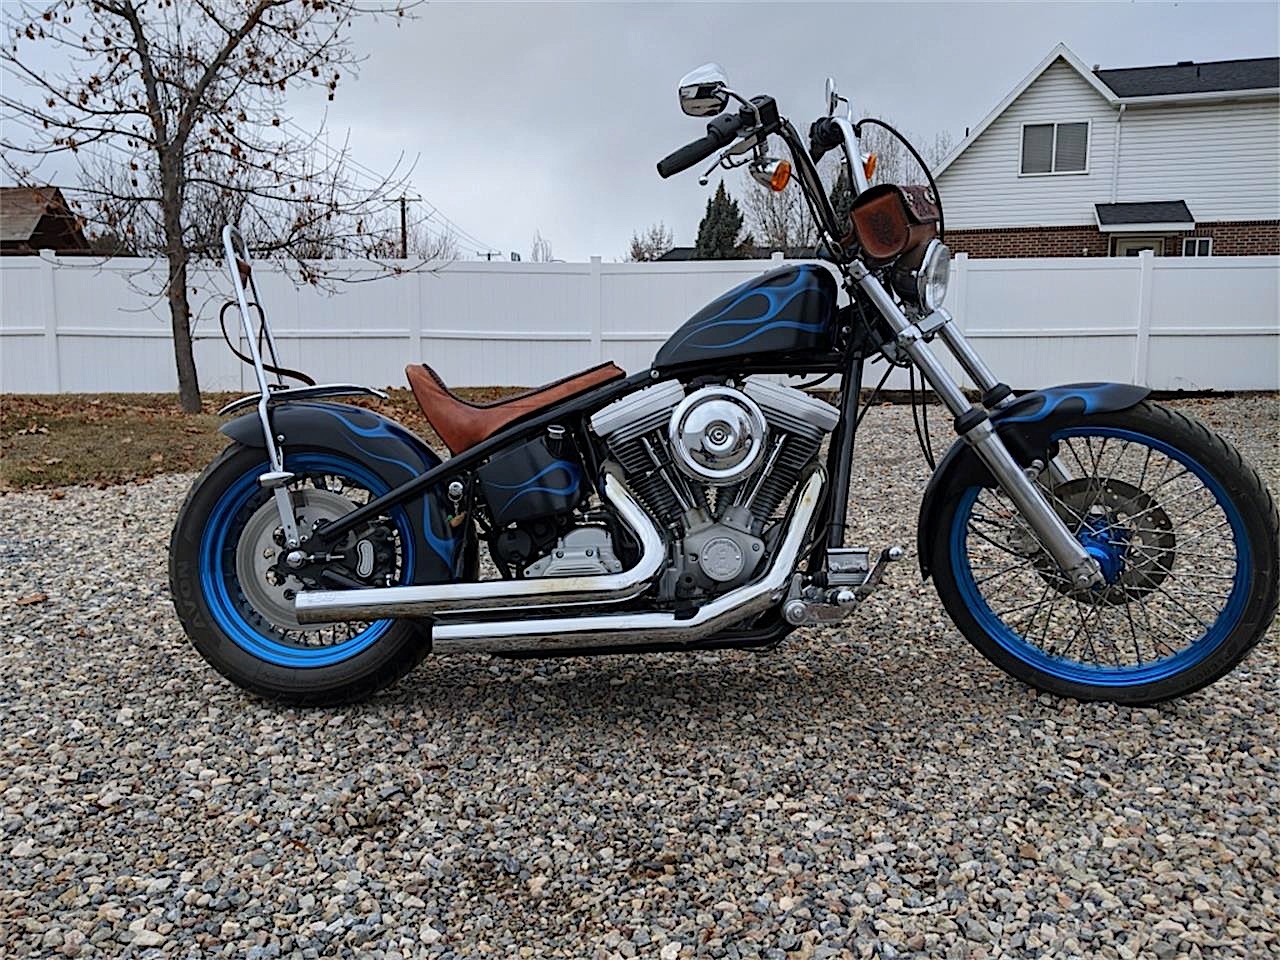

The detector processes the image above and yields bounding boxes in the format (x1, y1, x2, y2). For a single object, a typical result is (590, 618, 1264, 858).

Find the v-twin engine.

(590, 376, 838, 600)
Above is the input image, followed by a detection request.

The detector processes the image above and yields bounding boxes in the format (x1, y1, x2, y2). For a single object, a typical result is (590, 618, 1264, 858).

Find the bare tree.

(626, 221, 673, 262)
(360, 208, 457, 262)
(529, 229, 553, 263)
(741, 180, 818, 253)
(853, 119, 955, 187)
(1, 1, 420, 412)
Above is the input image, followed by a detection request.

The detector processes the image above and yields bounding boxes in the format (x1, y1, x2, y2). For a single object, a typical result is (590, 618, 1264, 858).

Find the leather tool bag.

(847, 184, 940, 266)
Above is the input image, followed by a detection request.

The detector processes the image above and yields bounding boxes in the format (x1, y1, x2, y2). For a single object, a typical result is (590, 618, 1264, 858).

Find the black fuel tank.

(653, 264, 837, 372)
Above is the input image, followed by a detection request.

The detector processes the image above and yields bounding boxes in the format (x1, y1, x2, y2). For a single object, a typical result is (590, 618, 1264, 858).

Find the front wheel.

(930, 401, 1278, 704)
(170, 444, 431, 705)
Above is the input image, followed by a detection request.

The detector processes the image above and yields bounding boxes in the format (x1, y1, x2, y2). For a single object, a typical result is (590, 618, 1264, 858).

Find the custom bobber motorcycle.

(170, 66, 1278, 706)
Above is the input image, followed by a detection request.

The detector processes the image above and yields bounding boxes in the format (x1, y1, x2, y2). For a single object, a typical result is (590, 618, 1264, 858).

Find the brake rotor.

(235, 488, 397, 631)
(1034, 477, 1176, 602)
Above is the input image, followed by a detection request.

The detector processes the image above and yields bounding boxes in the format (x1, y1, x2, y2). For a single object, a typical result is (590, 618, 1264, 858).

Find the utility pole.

(399, 196, 407, 259)
(397, 196, 421, 259)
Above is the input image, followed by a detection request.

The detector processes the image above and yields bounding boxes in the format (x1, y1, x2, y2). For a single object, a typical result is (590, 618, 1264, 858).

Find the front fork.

(851, 264, 1103, 589)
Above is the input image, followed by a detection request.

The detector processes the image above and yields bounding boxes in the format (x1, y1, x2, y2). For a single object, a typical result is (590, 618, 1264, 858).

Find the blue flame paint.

(311, 407, 456, 568)
(486, 460, 580, 512)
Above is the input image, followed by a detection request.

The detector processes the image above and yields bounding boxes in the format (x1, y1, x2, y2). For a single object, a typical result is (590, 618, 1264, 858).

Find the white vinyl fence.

(1, 251, 1276, 394)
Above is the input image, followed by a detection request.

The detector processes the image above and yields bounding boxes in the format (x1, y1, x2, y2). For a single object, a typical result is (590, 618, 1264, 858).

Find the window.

(1114, 237, 1164, 257)
(1020, 122, 1089, 174)
(1183, 237, 1213, 257)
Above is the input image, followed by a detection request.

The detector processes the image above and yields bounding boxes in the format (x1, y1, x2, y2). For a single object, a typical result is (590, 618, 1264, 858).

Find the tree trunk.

(167, 248, 201, 413)
(160, 156, 201, 413)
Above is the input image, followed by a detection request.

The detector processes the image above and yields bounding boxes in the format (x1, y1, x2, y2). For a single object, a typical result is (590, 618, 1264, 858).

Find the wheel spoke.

(957, 423, 1243, 678)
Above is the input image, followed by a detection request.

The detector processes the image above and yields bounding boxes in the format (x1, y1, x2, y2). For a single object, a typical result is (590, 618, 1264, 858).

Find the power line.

(284, 119, 501, 256)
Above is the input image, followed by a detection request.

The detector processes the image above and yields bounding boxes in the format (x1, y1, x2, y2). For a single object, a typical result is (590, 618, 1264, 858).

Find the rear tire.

(170, 443, 431, 705)
(929, 401, 1278, 705)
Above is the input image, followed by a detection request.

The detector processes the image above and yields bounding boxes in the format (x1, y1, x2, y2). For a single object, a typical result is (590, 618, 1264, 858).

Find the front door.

(1113, 236, 1164, 256)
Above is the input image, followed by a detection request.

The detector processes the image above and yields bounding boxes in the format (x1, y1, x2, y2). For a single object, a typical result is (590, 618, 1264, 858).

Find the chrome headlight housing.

(891, 238, 951, 311)
(916, 240, 951, 311)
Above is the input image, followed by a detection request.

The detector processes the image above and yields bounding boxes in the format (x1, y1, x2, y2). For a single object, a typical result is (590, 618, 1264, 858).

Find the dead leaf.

(25, 465, 44, 474)
(48, 490, 65, 501)
(16, 592, 48, 606)
(149, 452, 164, 463)
(43, 456, 63, 464)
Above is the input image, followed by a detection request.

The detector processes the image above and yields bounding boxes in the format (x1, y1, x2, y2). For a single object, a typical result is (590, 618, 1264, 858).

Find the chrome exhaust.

(294, 469, 664, 624)
(430, 470, 824, 655)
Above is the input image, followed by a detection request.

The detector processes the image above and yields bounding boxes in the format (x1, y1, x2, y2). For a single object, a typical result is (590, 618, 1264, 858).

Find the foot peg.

(783, 545, 904, 627)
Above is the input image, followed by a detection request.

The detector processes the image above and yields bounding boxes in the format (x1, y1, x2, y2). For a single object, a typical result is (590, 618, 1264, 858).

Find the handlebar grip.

(657, 112, 745, 178)
(657, 132, 723, 179)
(809, 117, 842, 162)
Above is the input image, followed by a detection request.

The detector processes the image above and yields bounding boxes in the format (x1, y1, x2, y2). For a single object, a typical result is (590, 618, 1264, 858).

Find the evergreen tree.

(693, 180, 746, 259)
(829, 166, 855, 232)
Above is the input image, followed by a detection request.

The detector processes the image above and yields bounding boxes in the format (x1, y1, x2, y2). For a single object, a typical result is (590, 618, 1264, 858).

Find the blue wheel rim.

(950, 426, 1250, 688)
(199, 453, 414, 668)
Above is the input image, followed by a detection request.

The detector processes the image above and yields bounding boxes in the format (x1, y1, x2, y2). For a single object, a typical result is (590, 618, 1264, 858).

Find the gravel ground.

(2, 395, 1277, 960)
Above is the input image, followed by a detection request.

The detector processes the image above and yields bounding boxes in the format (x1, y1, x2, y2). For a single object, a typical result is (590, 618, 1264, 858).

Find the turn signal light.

(863, 152, 878, 182)
(769, 159, 792, 192)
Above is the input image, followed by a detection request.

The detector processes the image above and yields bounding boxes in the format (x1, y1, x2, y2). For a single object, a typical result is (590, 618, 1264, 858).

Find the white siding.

(938, 59, 1117, 229)
(1115, 98, 1280, 222)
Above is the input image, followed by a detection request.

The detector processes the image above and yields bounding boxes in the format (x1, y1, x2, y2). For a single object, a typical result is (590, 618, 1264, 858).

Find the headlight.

(917, 240, 951, 311)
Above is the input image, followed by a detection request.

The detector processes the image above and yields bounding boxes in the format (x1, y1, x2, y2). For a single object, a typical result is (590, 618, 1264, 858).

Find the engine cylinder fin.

(747, 434, 823, 524)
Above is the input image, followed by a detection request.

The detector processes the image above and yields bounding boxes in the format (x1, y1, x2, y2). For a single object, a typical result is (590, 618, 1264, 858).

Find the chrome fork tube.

(852, 267, 1101, 587)
(935, 311, 1072, 483)
(934, 313, 1002, 398)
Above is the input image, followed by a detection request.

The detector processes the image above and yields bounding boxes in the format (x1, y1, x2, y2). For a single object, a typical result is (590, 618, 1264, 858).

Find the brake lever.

(697, 131, 763, 185)
(697, 155, 723, 186)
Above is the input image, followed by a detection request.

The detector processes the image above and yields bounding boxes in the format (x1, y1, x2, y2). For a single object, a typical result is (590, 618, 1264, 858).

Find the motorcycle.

(170, 66, 1278, 706)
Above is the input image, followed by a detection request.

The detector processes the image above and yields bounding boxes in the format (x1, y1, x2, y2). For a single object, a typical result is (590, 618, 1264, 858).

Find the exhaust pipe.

(294, 469, 664, 624)
(430, 470, 824, 655)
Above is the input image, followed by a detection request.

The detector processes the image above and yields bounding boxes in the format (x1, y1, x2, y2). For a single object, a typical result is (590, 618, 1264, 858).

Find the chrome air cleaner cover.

(667, 385, 768, 486)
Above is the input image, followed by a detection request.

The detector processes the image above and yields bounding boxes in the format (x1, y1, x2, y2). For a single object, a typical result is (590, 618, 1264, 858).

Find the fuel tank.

(653, 264, 838, 372)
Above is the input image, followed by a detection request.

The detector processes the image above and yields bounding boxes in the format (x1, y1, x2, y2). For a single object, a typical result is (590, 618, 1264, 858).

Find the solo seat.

(405, 361, 625, 454)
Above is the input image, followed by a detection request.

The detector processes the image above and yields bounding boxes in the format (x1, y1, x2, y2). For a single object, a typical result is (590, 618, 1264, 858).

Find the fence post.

(589, 256, 603, 363)
(410, 267, 424, 365)
(1133, 250, 1154, 387)
(39, 249, 61, 392)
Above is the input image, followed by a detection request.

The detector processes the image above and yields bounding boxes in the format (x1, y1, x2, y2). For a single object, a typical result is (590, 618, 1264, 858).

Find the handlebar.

(656, 112, 745, 178)
(652, 89, 869, 255)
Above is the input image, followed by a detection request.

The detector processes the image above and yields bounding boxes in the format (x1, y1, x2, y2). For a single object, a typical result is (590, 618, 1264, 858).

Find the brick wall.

(944, 220, 1280, 258)
(1178, 220, 1280, 256)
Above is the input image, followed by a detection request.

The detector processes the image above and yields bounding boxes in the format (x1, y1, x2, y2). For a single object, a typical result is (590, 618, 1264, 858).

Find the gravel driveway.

(2, 396, 1277, 959)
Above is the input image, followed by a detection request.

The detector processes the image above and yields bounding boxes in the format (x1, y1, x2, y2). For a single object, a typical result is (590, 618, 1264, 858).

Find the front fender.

(915, 383, 1150, 579)
(220, 401, 460, 582)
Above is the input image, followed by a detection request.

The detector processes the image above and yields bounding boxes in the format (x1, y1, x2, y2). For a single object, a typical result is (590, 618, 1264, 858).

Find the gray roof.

(1095, 201, 1194, 227)
(1095, 57, 1279, 98)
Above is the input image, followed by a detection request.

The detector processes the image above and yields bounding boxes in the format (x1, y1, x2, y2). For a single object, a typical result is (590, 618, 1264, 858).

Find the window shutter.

(1021, 125, 1054, 174)
(1054, 123, 1088, 172)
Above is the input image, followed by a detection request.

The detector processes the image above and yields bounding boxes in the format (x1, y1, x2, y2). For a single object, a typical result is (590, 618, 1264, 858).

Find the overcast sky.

(10, 2, 1280, 261)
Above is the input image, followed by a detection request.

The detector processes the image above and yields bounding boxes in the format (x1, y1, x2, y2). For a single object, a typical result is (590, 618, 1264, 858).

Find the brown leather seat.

(405, 361, 625, 454)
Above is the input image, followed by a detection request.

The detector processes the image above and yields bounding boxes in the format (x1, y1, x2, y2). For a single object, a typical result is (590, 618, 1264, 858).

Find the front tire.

(170, 444, 431, 705)
(930, 401, 1278, 704)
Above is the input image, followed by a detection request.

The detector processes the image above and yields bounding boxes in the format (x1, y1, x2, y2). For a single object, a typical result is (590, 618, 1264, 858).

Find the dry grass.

(0, 387, 520, 491)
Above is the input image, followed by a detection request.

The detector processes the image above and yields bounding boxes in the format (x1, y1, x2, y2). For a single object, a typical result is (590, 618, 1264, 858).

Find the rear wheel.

(930, 401, 1278, 704)
(170, 444, 432, 705)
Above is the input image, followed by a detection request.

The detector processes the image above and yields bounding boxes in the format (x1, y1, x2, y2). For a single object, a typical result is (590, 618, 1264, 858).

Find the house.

(0, 186, 90, 255)
(935, 44, 1279, 257)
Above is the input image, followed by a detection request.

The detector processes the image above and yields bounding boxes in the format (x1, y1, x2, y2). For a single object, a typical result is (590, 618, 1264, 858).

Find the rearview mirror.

(678, 63, 730, 117)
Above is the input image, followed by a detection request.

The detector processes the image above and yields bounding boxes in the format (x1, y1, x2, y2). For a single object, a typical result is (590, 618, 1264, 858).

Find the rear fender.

(220, 401, 460, 582)
(915, 383, 1151, 579)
